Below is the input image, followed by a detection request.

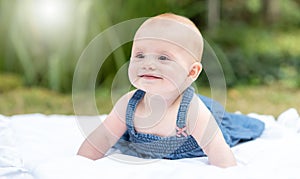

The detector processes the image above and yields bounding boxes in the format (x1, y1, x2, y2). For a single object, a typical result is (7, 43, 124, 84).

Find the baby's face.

(128, 17, 202, 95)
(128, 38, 195, 95)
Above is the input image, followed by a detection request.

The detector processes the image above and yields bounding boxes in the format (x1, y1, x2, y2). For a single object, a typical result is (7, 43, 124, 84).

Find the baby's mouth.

(138, 74, 163, 79)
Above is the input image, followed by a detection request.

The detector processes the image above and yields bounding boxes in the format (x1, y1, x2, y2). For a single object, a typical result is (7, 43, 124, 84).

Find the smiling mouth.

(139, 74, 163, 79)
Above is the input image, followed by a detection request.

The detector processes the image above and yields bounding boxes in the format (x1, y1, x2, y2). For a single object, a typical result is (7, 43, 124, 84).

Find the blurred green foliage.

(0, 0, 300, 92)
(209, 25, 300, 86)
(0, 73, 23, 92)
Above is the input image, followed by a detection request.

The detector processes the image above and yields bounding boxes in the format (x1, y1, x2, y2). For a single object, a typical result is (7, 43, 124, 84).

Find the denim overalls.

(113, 86, 265, 159)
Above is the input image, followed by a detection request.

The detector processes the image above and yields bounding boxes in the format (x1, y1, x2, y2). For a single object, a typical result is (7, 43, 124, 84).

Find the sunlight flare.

(31, 0, 73, 32)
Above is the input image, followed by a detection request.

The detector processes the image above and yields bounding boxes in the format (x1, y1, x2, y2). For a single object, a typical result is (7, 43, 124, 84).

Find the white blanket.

(1, 108, 300, 179)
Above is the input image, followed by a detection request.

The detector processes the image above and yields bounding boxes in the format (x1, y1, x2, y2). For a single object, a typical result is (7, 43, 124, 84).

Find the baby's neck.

(143, 91, 182, 109)
(134, 91, 183, 136)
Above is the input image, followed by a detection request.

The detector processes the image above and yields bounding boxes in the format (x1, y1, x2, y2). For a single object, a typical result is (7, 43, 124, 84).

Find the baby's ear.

(188, 62, 202, 80)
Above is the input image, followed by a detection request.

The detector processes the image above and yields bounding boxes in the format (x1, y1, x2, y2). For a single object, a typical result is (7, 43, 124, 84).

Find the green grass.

(0, 87, 74, 115)
(197, 83, 300, 117)
(0, 73, 23, 93)
(225, 84, 300, 116)
(0, 82, 299, 117)
(0, 86, 115, 116)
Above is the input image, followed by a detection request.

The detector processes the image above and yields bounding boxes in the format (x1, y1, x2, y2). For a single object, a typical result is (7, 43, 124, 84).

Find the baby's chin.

(138, 86, 184, 96)
(130, 79, 189, 95)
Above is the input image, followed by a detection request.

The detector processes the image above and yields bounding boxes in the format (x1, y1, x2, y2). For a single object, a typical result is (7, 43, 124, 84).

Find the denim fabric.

(113, 86, 265, 159)
(198, 95, 265, 147)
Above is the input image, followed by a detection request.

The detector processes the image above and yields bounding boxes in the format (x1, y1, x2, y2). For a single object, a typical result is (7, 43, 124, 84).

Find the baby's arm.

(77, 92, 133, 160)
(188, 95, 237, 168)
(77, 110, 126, 160)
(202, 130, 236, 167)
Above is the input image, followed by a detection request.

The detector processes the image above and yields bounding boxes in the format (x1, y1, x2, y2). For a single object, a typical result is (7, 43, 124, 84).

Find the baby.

(77, 13, 265, 168)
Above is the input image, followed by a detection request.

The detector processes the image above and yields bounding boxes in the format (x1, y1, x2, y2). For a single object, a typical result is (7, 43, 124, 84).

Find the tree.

(262, 0, 281, 24)
(207, 0, 221, 30)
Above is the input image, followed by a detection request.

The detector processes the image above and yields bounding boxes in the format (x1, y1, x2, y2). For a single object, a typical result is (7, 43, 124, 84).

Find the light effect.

(31, 0, 73, 31)
(13, 0, 75, 37)
(12, 0, 77, 46)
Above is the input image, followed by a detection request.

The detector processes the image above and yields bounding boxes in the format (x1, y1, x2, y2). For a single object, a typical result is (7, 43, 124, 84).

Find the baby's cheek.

(163, 64, 188, 85)
(128, 63, 138, 85)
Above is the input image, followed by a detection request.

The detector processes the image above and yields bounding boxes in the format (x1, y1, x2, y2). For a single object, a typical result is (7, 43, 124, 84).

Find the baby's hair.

(149, 13, 203, 62)
(135, 13, 204, 62)
(153, 13, 200, 33)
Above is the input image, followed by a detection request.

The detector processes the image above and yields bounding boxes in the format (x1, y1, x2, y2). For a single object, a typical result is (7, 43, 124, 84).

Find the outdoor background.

(0, 0, 299, 116)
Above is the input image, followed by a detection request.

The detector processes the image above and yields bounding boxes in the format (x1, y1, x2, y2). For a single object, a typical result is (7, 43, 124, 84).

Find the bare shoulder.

(101, 90, 137, 134)
(187, 94, 211, 127)
(186, 94, 237, 167)
(187, 94, 220, 148)
(111, 90, 137, 120)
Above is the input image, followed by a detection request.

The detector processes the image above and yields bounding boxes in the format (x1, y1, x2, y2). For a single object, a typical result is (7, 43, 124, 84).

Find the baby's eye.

(158, 55, 169, 61)
(135, 53, 145, 58)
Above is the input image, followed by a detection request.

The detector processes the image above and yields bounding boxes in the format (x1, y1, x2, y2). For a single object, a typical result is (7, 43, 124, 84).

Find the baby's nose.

(142, 57, 157, 70)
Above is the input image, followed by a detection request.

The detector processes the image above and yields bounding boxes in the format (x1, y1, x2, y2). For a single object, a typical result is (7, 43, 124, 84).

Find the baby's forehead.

(132, 38, 190, 54)
(134, 17, 203, 61)
(135, 17, 200, 40)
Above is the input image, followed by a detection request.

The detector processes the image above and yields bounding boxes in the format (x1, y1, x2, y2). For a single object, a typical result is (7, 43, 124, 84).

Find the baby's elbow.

(77, 149, 103, 160)
(77, 140, 104, 160)
(203, 144, 237, 168)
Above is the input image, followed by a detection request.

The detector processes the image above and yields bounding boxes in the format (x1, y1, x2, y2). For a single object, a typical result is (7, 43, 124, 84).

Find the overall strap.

(125, 87, 194, 137)
(176, 86, 194, 137)
(125, 90, 145, 129)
